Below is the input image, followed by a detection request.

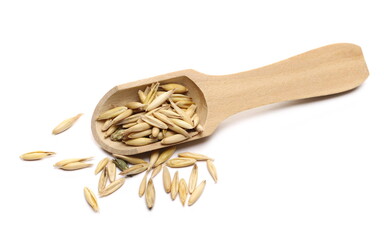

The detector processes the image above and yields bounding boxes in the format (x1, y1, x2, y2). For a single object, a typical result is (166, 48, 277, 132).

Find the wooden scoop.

(92, 43, 369, 155)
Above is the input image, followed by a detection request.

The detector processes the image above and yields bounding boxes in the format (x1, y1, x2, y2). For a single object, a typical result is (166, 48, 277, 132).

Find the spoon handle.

(198, 43, 369, 122)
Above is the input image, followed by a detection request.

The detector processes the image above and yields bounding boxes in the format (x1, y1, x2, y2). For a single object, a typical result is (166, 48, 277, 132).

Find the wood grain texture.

(92, 43, 369, 155)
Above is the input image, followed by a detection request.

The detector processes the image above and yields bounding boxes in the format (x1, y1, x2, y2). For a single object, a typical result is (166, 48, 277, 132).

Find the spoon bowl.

(92, 43, 369, 155)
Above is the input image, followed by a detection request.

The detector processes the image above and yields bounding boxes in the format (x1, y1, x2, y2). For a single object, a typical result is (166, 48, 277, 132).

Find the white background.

(1, 0, 383, 239)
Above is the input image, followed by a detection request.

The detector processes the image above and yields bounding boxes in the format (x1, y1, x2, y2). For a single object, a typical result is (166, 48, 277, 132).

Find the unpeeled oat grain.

(170, 119, 194, 129)
(152, 112, 174, 126)
(54, 157, 93, 168)
(20, 151, 55, 161)
(188, 164, 198, 194)
(98, 169, 108, 193)
(138, 90, 146, 103)
(127, 129, 152, 138)
(163, 165, 171, 193)
(144, 82, 160, 105)
(145, 179, 155, 209)
(146, 89, 175, 111)
(113, 154, 147, 165)
(168, 124, 190, 138)
(126, 102, 146, 109)
(161, 134, 189, 145)
(84, 187, 99, 212)
(123, 123, 151, 136)
(178, 152, 212, 161)
(104, 125, 118, 138)
(141, 115, 168, 129)
(104, 109, 133, 129)
(160, 83, 188, 93)
(99, 178, 125, 197)
(124, 138, 157, 146)
(151, 127, 160, 138)
(147, 150, 159, 170)
(106, 160, 116, 182)
(57, 162, 93, 171)
(169, 99, 193, 125)
(94, 157, 110, 175)
(196, 124, 204, 132)
(113, 158, 129, 171)
(207, 160, 218, 183)
(154, 146, 176, 167)
(139, 172, 148, 197)
(120, 163, 148, 176)
(52, 113, 83, 135)
(158, 109, 181, 119)
(166, 157, 197, 168)
(171, 171, 179, 200)
(150, 165, 162, 179)
(185, 104, 197, 118)
(98, 107, 127, 120)
(179, 178, 187, 206)
(188, 180, 206, 206)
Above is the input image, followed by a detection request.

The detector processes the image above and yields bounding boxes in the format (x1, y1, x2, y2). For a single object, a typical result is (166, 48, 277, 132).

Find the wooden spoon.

(92, 43, 369, 155)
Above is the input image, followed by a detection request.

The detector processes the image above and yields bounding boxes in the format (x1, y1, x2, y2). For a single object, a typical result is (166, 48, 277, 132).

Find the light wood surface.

(92, 43, 369, 155)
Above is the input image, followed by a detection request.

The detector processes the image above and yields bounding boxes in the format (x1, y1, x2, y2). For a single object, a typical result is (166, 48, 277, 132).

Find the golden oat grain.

(94, 157, 110, 175)
(106, 160, 116, 182)
(98, 169, 108, 193)
(163, 165, 171, 193)
(158, 109, 181, 119)
(141, 115, 168, 129)
(151, 127, 160, 138)
(166, 158, 197, 168)
(171, 171, 179, 200)
(124, 138, 157, 146)
(154, 146, 176, 167)
(188, 164, 198, 194)
(150, 165, 162, 179)
(104, 125, 118, 138)
(147, 150, 160, 170)
(145, 179, 155, 209)
(20, 151, 55, 161)
(58, 162, 93, 171)
(188, 180, 206, 206)
(139, 172, 148, 197)
(178, 179, 187, 206)
(52, 113, 83, 134)
(126, 102, 146, 109)
(146, 89, 175, 111)
(161, 134, 188, 145)
(127, 129, 152, 138)
(169, 99, 193, 125)
(97, 107, 127, 120)
(207, 160, 218, 183)
(178, 152, 212, 161)
(84, 187, 99, 212)
(138, 90, 146, 103)
(119, 163, 148, 176)
(185, 104, 197, 118)
(160, 83, 188, 93)
(99, 178, 125, 197)
(54, 157, 93, 168)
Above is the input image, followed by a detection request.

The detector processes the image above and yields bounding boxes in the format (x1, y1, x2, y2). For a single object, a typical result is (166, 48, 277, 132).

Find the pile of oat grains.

(19, 82, 217, 212)
(99, 82, 203, 146)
